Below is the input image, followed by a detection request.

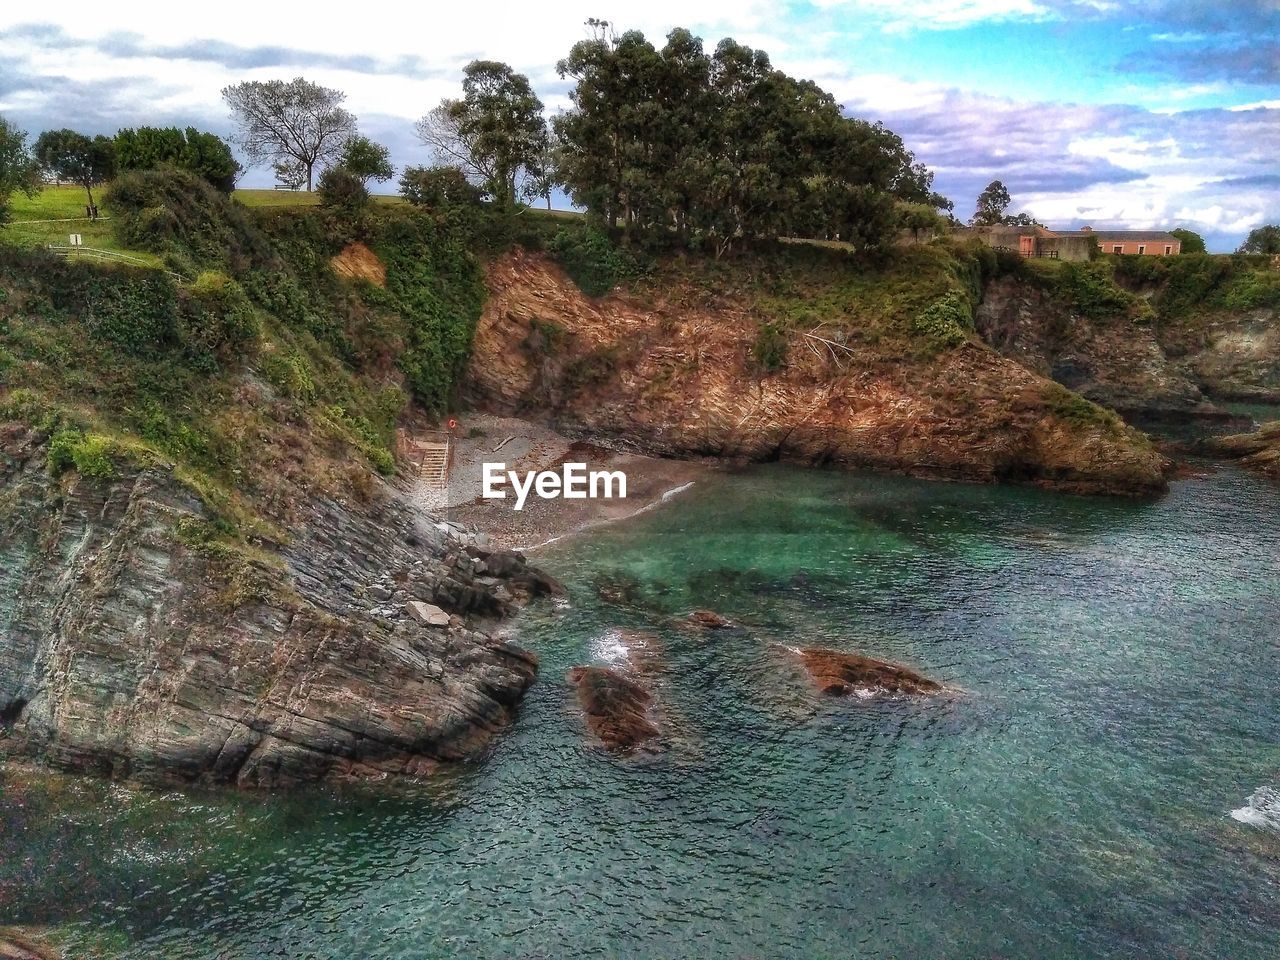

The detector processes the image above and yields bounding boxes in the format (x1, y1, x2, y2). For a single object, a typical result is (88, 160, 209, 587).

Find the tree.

(415, 60, 548, 208)
(0, 115, 41, 226)
(33, 129, 116, 207)
(1169, 228, 1205, 254)
(114, 126, 241, 192)
(1238, 224, 1280, 255)
(1002, 212, 1042, 227)
(338, 135, 394, 184)
(221, 78, 357, 191)
(971, 180, 1011, 226)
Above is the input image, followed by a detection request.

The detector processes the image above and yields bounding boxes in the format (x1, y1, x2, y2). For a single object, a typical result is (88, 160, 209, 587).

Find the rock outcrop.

(792, 646, 942, 698)
(1203, 421, 1280, 481)
(975, 276, 1280, 420)
(0, 424, 552, 787)
(466, 250, 1167, 496)
(566, 666, 659, 750)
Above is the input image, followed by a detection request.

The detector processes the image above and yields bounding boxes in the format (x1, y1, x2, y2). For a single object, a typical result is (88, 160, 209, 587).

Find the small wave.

(588, 628, 631, 666)
(1230, 786, 1280, 830)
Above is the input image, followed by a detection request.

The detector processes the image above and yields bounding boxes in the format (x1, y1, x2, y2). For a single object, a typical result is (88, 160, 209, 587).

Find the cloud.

(836, 82, 1280, 249)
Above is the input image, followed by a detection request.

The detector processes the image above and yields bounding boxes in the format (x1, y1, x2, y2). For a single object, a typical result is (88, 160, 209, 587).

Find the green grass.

(232, 188, 405, 208)
(2, 185, 163, 267)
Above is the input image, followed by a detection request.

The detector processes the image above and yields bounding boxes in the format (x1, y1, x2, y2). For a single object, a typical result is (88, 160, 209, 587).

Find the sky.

(1, 1, 1276, 251)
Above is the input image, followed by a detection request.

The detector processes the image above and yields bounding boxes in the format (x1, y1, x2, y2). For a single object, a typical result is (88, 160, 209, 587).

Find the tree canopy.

(414, 60, 547, 208)
(0, 115, 41, 226)
(548, 26, 947, 253)
(33, 129, 116, 206)
(1238, 224, 1280, 255)
(114, 126, 241, 192)
(971, 180, 1011, 226)
(1169, 228, 1206, 254)
(339, 135, 394, 184)
(222, 78, 357, 191)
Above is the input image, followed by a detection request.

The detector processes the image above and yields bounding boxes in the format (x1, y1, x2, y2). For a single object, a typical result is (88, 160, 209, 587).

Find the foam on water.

(1231, 786, 1280, 830)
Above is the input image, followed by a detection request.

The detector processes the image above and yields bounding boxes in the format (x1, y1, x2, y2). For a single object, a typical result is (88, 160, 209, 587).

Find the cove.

(2, 463, 1278, 959)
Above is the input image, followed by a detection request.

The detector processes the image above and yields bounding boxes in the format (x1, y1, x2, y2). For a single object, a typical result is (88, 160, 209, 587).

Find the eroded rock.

(0, 424, 551, 787)
(566, 666, 659, 750)
(686, 609, 734, 629)
(793, 646, 942, 698)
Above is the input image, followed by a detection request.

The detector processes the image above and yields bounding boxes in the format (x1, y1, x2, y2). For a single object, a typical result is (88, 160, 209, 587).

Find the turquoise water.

(3, 465, 1279, 958)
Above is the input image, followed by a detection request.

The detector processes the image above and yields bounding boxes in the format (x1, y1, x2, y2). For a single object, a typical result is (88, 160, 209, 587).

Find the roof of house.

(1057, 230, 1180, 243)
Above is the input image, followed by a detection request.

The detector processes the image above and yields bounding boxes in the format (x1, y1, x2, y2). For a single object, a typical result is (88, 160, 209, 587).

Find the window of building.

(1137, 245, 1146, 255)
(1165, 245, 1172, 255)
(1113, 245, 1123, 254)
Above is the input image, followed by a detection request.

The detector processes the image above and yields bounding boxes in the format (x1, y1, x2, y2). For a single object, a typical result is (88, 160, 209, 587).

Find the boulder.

(794, 646, 942, 697)
(567, 666, 659, 750)
(406, 601, 451, 627)
(686, 609, 733, 629)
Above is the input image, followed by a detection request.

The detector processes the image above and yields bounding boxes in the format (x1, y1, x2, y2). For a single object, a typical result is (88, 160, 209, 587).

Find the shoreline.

(407, 414, 713, 552)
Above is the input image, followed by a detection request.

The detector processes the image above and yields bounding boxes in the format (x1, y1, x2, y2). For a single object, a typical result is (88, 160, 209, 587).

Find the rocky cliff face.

(465, 250, 1166, 495)
(0, 423, 553, 787)
(975, 276, 1280, 420)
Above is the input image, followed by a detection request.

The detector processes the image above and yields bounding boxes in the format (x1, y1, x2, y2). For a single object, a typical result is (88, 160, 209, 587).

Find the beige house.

(1062, 227, 1182, 256)
(971, 224, 1182, 260)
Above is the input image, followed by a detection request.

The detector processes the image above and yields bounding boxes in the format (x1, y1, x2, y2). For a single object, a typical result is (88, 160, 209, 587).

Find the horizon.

(1, 1, 1276, 252)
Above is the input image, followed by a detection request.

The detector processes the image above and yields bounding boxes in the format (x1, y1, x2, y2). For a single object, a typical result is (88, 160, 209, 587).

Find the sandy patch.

(406, 414, 710, 551)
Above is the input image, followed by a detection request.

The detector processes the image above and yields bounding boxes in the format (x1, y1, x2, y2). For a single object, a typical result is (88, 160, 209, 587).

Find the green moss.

(1043, 383, 1121, 431)
(47, 430, 121, 479)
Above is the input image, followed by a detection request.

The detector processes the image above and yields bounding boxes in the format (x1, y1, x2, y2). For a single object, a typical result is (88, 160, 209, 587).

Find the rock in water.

(686, 609, 733, 629)
(794, 646, 942, 697)
(0, 424, 551, 787)
(566, 666, 659, 750)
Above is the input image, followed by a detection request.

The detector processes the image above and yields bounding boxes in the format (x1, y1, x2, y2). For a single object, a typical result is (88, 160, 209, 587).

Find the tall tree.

(0, 115, 41, 225)
(971, 180, 1011, 226)
(1238, 224, 1280, 255)
(221, 78, 356, 191)
(1169, 227, 1206, 254)
(33, 129, 116, 206)
(338, 135, 394, 184)
(414, 60, 547, 208)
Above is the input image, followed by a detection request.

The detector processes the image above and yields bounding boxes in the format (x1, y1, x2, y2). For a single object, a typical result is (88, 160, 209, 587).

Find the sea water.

(2, 464, 1278, 958)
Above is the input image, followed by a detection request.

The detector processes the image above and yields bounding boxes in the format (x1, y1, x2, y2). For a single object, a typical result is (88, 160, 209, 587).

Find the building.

(970, 224, 1182, 260)
(1058, 227, 1181, 256)
(969, 225, 1095, 262)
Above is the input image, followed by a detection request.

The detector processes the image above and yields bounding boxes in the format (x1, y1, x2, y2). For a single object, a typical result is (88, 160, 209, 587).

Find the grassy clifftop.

(0, 170, 484, 545)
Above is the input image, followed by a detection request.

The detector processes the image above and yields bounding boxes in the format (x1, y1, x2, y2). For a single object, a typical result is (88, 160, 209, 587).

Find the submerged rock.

(566, 666, 659, 750)
(686, 609, 734, 630)
(793, 646, 942, 698)
(0, 424, 551, 788)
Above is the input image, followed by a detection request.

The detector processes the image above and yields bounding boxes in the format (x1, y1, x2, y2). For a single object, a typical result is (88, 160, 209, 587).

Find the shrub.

(912, 292, 972, 352)
(47, 429, 117, 479)
(546, 227, 639, 297)
(80, 271, 178, 354)
(751, 322, 788, 372)
(318, 166, 371, 215)
(179, 270, 260, 361)
(260, 349, 317, 402)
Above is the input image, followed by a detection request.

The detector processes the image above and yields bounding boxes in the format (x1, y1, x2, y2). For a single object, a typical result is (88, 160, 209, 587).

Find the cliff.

(465, 247, 1167, 495)
(974, 256, 1280, 421)
(0, 422, 551, 786)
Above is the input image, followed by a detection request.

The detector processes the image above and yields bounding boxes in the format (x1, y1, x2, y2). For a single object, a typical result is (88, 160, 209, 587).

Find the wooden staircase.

(397, 429, 451, 489)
